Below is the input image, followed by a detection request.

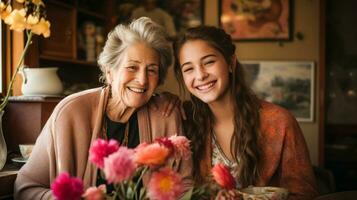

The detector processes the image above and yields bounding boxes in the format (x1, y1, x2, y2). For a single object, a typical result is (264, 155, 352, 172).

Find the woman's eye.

(126, 66, 136, 71)
(147, 68, 158, 74)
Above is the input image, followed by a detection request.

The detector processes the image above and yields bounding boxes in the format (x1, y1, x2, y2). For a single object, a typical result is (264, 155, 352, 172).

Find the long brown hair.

(173, 26, 261, 187)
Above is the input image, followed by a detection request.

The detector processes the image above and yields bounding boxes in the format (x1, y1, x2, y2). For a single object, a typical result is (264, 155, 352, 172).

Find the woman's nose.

(136, 70, 147, 85)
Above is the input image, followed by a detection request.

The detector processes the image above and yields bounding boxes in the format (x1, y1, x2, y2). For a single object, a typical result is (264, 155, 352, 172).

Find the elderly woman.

(14, 17, 190, 199)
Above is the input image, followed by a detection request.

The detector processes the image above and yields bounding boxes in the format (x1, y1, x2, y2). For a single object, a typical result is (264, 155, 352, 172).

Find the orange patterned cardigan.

(199, 101, 319, 200)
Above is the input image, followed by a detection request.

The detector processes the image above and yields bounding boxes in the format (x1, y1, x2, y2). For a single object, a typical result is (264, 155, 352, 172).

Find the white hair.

(98, 17, 172, 85)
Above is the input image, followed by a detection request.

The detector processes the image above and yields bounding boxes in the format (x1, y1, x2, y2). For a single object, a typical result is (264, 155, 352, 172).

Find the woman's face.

(108, 42, 160, 108)
(178, 40, 231, 104)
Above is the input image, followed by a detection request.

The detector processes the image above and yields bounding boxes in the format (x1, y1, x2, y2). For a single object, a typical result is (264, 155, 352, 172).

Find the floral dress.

(211, 133, 241, 189)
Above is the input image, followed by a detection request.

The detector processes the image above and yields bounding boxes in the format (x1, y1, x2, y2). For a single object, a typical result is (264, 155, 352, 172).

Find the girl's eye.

(182, 67, 193, 73)
(204, 60, 215, 66)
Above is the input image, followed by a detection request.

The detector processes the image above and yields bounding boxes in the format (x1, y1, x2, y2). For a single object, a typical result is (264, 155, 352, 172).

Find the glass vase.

(0, 110, 7, 170)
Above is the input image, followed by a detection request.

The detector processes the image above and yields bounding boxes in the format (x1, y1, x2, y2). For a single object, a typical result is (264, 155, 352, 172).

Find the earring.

(108, 84, 112, 98)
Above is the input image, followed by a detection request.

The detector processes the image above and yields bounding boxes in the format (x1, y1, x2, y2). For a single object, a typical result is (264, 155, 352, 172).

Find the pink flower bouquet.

(51, 135, 192, 200)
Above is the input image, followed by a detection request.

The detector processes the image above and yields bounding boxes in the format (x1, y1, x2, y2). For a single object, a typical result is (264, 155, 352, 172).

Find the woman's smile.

(127, 86, 147, 93)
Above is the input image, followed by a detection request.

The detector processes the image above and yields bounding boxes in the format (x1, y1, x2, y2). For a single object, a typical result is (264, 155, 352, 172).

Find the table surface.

(0, 163, 21, 199)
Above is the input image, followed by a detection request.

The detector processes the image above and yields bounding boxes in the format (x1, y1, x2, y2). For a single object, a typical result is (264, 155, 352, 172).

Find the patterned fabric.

(211, 134, 241, 188)
(211, 136, 235, 167)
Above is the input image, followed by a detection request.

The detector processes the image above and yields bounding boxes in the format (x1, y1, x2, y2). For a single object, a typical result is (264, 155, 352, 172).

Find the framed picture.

(242, 61, 315, 122)
(219, 0, 291, 41)
(115, 0, 204, 37)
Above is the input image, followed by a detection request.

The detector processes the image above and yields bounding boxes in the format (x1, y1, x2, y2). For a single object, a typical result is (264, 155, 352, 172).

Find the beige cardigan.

(14, 87, 191, 200)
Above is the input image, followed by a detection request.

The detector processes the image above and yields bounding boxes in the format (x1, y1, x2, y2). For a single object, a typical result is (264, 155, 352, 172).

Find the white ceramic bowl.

(19, 144, 34, 159)
(240, 186, 289, 200)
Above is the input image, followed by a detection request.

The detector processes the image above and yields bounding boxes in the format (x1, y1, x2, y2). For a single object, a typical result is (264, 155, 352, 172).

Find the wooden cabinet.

(3, 98, 61, 152)
(39, 3, 76, 59)
(26, 0, 115, 95)
(0, 164, 19, 199)
(324, 0, 357, 191)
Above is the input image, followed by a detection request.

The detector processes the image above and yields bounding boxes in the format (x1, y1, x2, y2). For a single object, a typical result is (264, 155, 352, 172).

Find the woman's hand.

(149, 91, 186, 119)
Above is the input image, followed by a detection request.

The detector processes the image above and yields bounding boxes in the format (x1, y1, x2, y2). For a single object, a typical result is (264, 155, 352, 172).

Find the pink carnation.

(51, 172, 84, 200)
(211, 163, 236, 190)
(82, 184, 106, 200)
(103, 147, 136, 184)
(89, 139, 119, 169)
(169, 135, 191, 159)
(147, 168, 184, 200)
(134, 143, 170, 166)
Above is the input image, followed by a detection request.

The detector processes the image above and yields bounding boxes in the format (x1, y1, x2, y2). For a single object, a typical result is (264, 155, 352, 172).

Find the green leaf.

(179, 187, 193, 200)
(139, 187, 147, 200)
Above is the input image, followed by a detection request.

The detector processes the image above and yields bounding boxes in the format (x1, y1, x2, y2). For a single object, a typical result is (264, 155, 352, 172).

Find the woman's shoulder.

(52, 87, 103, 119)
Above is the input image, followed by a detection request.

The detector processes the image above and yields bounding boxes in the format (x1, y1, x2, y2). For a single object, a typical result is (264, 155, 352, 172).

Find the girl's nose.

(196, 67, 208, 81)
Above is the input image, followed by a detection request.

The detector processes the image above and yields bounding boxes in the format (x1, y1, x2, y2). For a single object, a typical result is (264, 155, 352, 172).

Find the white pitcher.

(21, 67, 63, 96)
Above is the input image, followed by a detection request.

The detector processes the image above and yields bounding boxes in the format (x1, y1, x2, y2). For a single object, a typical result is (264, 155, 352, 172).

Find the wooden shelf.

(24, 0, 114, 94)
(40, 55, 98, 67)
(48, 0, 74, 9)
(77, 8, 107, 20)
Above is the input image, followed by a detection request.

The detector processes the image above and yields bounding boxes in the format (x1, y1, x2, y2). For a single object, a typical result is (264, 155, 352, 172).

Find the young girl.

(173, 26, 318, 199)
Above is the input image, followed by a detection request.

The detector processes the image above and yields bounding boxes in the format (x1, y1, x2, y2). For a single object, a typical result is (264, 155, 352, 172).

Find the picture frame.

(115, 0, 204, 36)
(241, 61, 315, 122)
(219, 0, 292, 41)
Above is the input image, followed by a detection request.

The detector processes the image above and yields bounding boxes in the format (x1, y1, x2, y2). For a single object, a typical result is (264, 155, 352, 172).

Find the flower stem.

(133, 166, 149, 200)
(0, 31, 33, 111)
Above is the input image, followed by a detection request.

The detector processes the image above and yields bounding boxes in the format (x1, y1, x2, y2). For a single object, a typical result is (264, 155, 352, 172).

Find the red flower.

(156, 137, 174, 155)
(89, 139, 119, 169)
(211, 163, 236, 190)
(51, 172, 84, 200)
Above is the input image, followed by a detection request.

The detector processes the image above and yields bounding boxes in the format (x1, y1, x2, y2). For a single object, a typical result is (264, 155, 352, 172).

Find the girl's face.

(178, 40, 231, 104)
(108, 42, 160, 108)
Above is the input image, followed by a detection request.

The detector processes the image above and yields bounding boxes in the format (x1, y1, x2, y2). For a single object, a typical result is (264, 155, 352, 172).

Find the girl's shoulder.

(259, 100, 300, 139)
(259, 100, 296, 123)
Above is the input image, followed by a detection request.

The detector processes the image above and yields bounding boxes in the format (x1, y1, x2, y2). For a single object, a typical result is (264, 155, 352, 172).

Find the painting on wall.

(242, 61, 315, 122)
(115, 0, 204, 37)
(219, 0, 291, 41)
